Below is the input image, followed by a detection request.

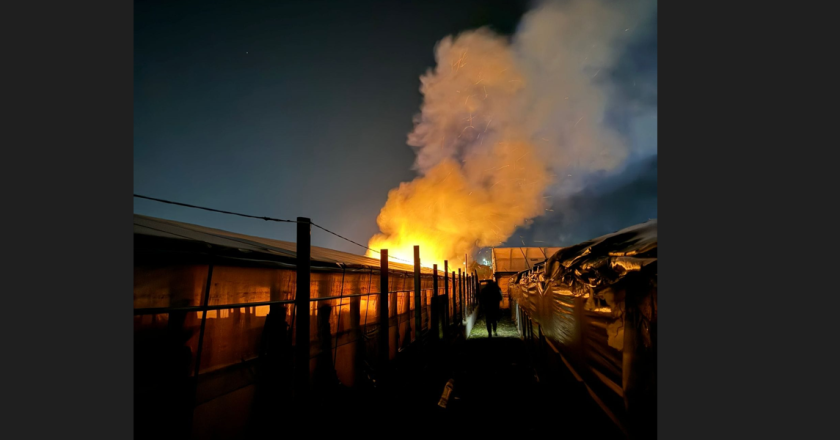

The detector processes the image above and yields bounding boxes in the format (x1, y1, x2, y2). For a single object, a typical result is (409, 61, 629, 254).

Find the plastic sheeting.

(135, 263, 454, 376)
(134, 214, 432, 274)
(508, 220, 656, 437)
(135, 214, 468, 439)
(134, 213, 459, 372)
(492, 247, 562, 272)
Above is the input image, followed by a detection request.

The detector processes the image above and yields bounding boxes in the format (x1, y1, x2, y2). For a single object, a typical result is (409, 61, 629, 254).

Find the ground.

(252, 310, 625, 438)
(468, 311, 520, 339)
(442, 310, 625, 437)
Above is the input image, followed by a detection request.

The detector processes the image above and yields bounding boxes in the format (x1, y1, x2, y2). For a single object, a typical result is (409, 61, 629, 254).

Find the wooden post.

(465, 254, 469, 311)
(457, 269, 462, 322)
(294, 217, 311, 403)
(475, 271, 479, 311)
(378, 250, 389, 369)
(432, 264, 439, 341)
(464, 273, 468, 312)
(444, 260, 449, 332)
(461, 271, 465, 318)
(465, 274, 469, 312)
(474, 274, 477, 308)
(450, 270, 455, 323)
(413, 246, 421, 344)
(473, 273, 481, 307)
(349, 272, 363, 386)
(193, 263, 214, 372)
(192, 262, 214, 410)
(452, 271, 457, 323)
(472, 275, 476, 309)
(466, 273, 469, 314)
(465, 273, 469, 314)
(468, 274, 472, 311)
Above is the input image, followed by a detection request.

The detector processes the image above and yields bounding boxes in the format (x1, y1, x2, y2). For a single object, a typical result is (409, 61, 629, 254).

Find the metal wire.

(134, 193, 413, 264)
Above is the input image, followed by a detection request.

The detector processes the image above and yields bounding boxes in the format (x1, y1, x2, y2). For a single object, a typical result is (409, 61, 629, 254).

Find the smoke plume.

(369, 0, 657, 266)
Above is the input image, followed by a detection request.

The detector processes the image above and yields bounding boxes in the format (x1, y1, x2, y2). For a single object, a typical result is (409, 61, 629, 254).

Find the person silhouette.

(479, 279, 503, 337)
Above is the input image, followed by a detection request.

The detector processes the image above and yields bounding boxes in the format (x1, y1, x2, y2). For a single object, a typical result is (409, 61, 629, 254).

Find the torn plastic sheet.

(508, 220, 657, 436)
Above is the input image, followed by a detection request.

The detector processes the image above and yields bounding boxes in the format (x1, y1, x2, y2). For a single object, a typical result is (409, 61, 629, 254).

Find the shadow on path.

(439, 311, 625, 438)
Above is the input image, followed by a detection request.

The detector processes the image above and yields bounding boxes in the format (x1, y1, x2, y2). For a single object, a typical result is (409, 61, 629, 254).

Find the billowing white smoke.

(369, 0, 657, 266)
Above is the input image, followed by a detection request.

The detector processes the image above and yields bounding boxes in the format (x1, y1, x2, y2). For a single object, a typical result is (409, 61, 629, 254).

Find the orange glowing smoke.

(367, 30, 550, 267)
(368, 144, 550, 267)
(368, 0, 651, 266)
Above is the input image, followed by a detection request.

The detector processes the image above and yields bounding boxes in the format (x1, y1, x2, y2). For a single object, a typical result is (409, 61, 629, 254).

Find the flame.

(368, 145, 550, 268)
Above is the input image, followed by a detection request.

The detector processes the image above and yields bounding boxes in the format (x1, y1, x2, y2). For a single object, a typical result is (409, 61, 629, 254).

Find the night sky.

(134, 0, 657, 255)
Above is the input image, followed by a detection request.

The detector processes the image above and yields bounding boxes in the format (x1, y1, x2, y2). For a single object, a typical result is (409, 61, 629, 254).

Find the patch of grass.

(469, 313, 520, 339)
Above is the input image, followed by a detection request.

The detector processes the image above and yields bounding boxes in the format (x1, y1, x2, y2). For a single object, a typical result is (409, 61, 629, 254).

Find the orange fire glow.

(367, 143, 550, 268)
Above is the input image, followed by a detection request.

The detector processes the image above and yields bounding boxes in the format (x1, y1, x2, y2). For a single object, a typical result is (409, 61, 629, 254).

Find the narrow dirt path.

(441, 311, 625, 437)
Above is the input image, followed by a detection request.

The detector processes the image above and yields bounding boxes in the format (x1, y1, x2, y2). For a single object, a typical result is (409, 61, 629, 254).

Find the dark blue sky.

(134, 0, 656, 255)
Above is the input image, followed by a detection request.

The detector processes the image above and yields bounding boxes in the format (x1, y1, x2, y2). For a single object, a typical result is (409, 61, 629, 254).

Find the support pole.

(444, 260, 450, 332)
(457, 269, 462, 322)
(193, 263, 214, 381)
(432, 264, 439, 341)
(453, 271, 457, 323)
(413, 245, 421, 344)
(468, 275, 472, 311)
(294, 217, 311, 403)
(349, 273, 363, 386)
(464, 273, 468, 314)
(465, 274, 470, 312)
(378, 250, 390, 369)
(466, 274, 469, 314)
(472, 275, 475, 310)
(474, 270, 479, 310)
(468, 273, 472, 310)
